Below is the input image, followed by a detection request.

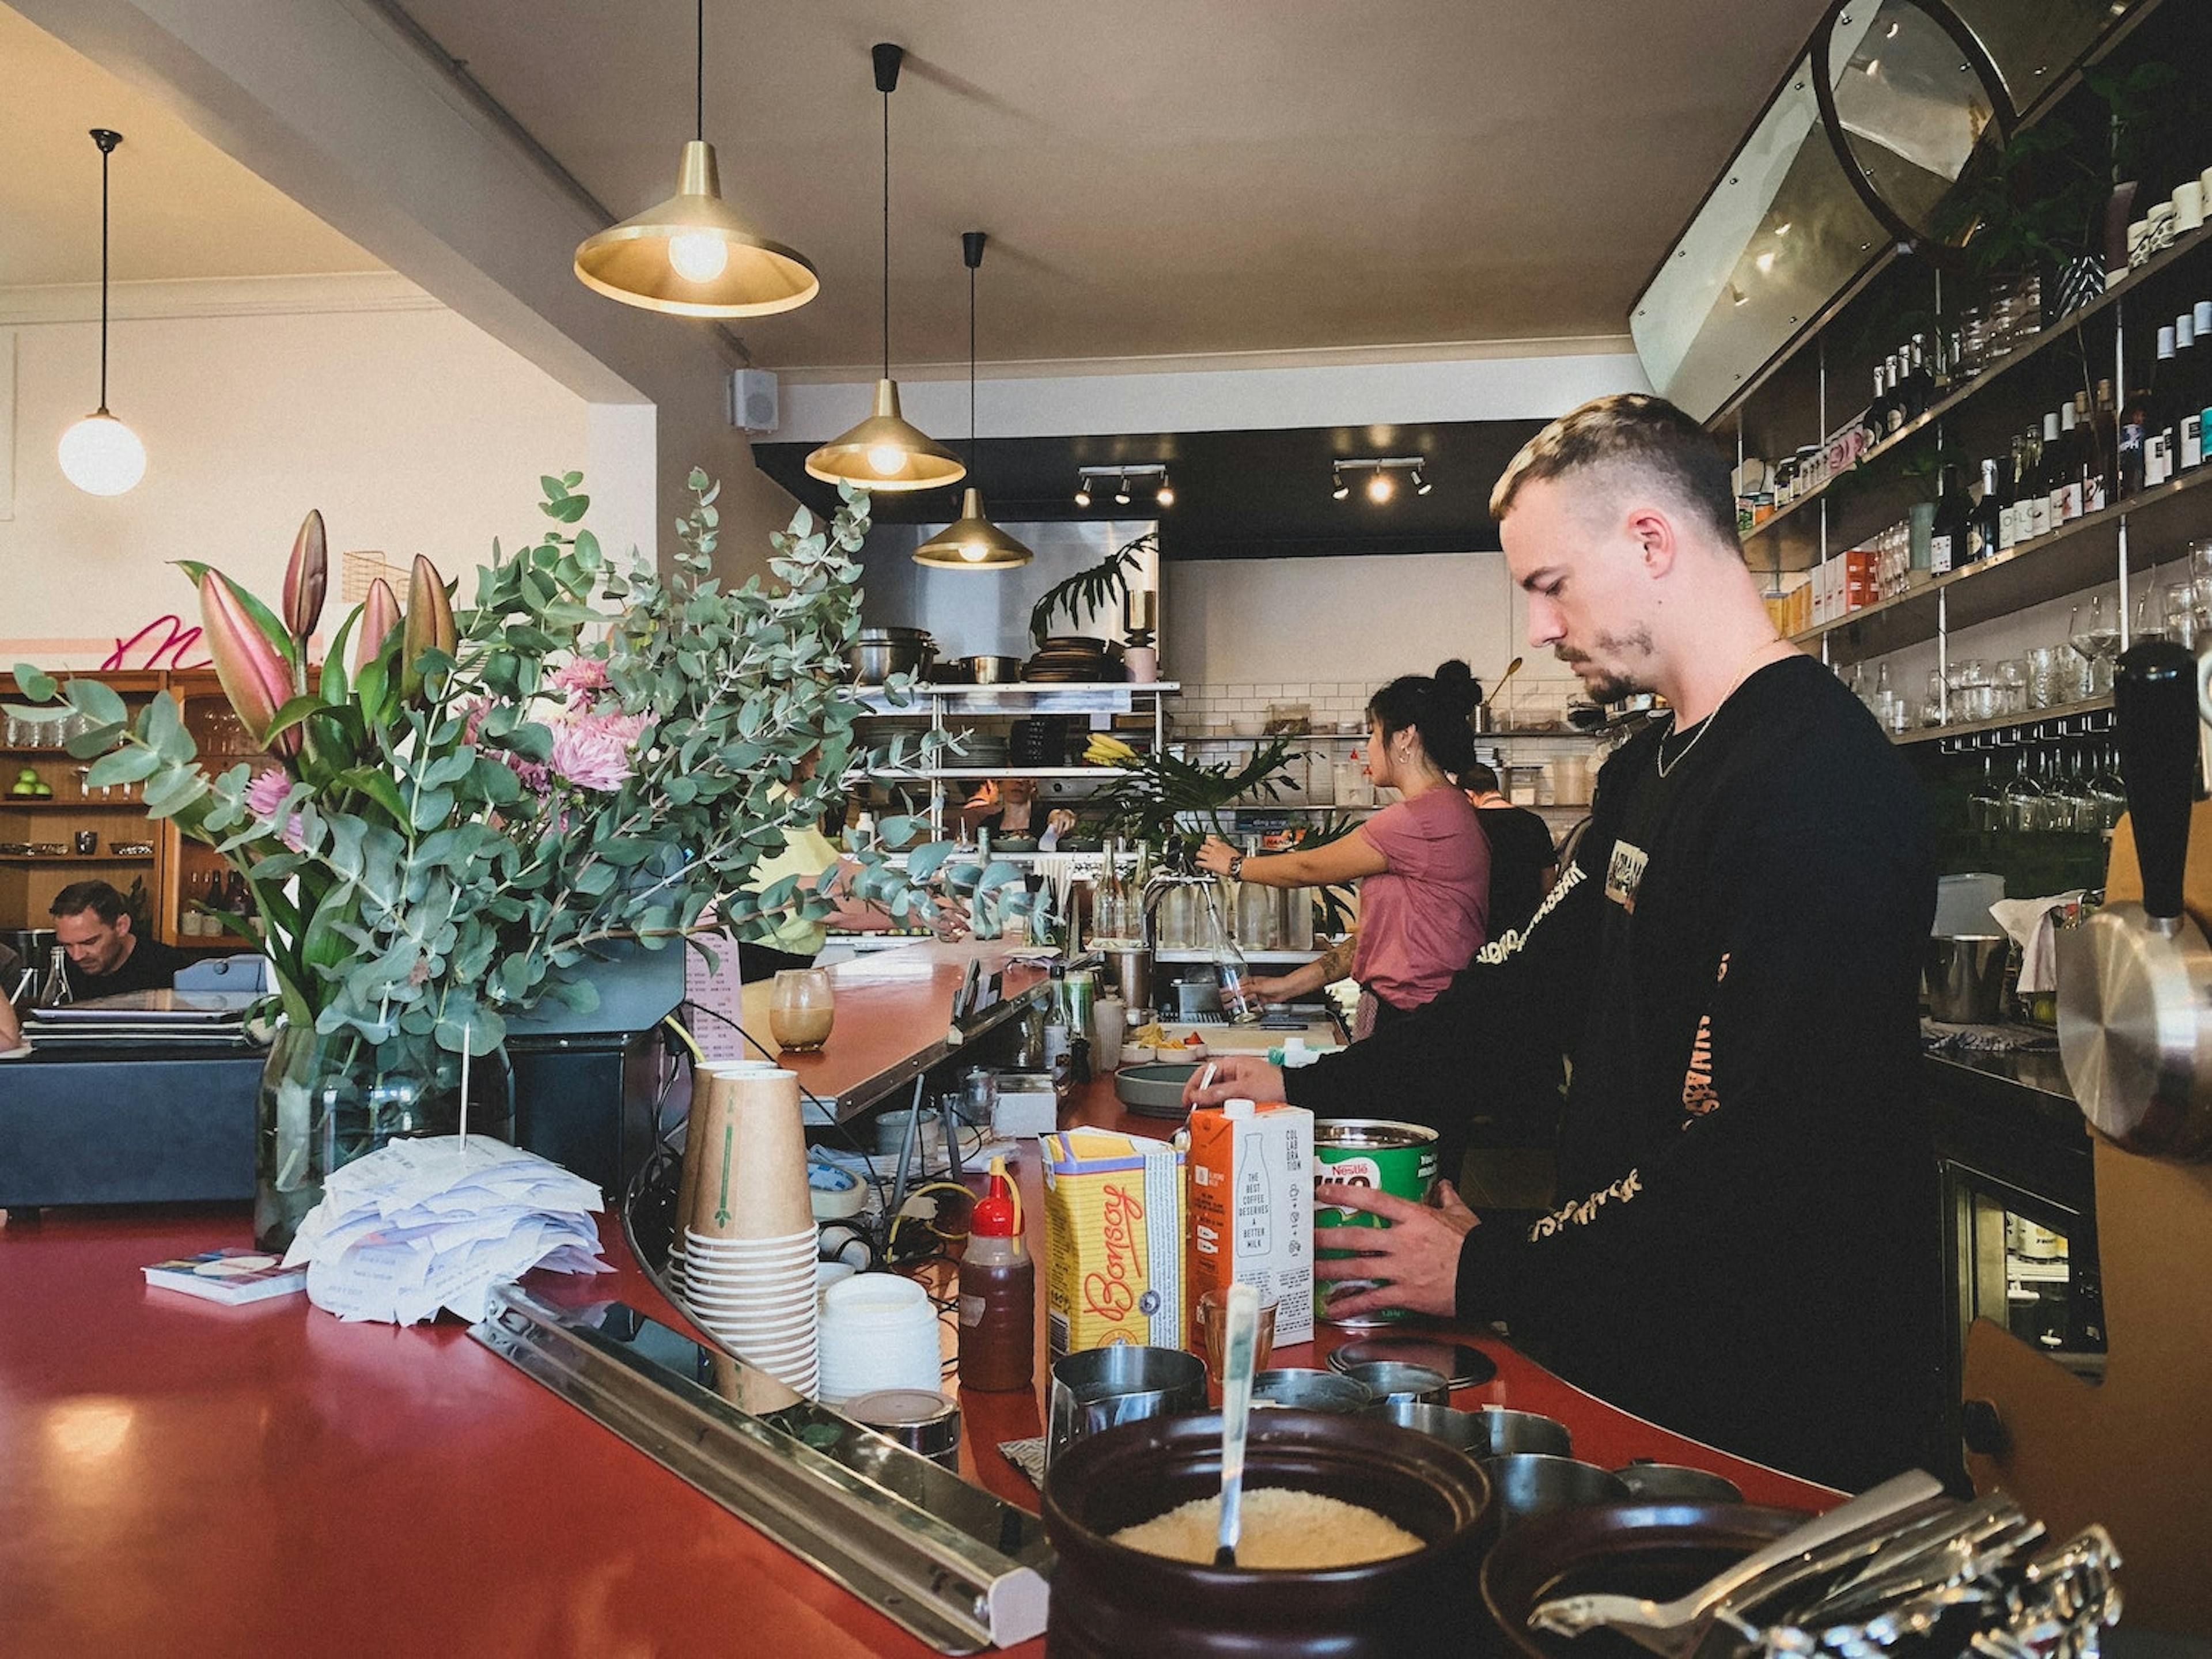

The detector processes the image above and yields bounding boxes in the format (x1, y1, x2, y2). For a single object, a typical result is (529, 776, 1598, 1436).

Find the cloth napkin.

(1987, 892, 2086, 995)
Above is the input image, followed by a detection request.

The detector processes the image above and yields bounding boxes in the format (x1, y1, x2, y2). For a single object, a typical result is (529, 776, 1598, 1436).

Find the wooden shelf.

(1741, 222, 2212, 573)
(0, 798, 147, 810)
(1793, 462, 2212, 660)
(0, 854, 155, 866)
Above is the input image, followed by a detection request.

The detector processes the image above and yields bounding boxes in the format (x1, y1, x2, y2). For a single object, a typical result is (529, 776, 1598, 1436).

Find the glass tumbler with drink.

(770, 967, 836, 1052)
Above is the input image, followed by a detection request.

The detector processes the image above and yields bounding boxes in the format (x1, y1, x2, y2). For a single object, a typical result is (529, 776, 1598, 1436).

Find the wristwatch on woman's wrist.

(1228, 852, 1245, 879)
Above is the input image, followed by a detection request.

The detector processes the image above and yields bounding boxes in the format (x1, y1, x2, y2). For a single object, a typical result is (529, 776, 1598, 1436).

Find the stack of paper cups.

(671, 1059, 778, 1294)
(680, 1065, 820, 1396)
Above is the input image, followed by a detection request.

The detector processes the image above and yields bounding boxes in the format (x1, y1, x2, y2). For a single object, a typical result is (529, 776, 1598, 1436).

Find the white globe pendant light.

(58, 129, 146, 497)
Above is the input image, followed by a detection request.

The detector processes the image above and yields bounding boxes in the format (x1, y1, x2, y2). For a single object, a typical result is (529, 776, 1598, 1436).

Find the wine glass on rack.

(1968, 744, 2003, 832)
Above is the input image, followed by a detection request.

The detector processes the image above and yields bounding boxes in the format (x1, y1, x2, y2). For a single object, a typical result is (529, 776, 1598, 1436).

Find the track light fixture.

(1332, 456, 1429, 505)
(1074, 464, 1171, 511)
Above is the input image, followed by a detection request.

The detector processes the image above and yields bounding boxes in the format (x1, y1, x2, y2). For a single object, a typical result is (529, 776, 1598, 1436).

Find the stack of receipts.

(281, 1135, 610, 1324)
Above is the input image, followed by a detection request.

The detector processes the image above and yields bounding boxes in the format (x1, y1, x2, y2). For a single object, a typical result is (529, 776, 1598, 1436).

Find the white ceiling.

(396, 0, 1834, 370)
(0, 3, 382, 286)
(0, 0, 1837, 376)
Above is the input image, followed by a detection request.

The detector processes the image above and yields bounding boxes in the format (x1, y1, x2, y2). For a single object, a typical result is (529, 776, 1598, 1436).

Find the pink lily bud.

(200, 573, 298, 756)
(357, 578, 401, 673)
(282, 510, 327, 645)
(402, 555, 456, 697)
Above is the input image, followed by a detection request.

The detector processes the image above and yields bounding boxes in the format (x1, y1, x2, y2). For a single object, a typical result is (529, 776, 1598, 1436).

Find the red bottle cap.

(971, 1158, 1020, 1237)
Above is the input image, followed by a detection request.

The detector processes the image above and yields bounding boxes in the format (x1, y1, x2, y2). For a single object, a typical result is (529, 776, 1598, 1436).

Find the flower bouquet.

(15, 471, 1034, 1244)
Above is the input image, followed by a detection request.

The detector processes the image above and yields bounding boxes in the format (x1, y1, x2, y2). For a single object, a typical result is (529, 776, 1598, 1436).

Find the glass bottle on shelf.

(1969, 459, 2001, 564)
(1929, 462, 1966, 575)
(1904, 334, 1932, 421)
(2051, 401, 2084, 526)
(2188, 300, 2212, 474)
(1884, 353, 1908, 437)
(1863, 365, 1891, 450)
(2088, 381, 2117, 511)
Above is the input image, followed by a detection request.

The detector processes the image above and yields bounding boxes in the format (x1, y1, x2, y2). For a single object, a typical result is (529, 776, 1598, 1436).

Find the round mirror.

(1819, 0, 2009, 248)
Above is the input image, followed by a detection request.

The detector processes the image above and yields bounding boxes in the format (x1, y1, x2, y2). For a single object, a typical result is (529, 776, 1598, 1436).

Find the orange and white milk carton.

(1184, 1098, 1315, 1349)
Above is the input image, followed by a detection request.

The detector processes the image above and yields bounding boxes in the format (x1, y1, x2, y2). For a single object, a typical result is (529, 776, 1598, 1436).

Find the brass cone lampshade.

(805, 44, 963, 494)
(915, 487, 1034, 567)
(805, 377, 967, 491)
(574, 140, 818, 317)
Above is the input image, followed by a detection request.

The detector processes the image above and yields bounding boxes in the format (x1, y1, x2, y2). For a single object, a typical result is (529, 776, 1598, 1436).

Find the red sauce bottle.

(958, 1158, 1035, 1392)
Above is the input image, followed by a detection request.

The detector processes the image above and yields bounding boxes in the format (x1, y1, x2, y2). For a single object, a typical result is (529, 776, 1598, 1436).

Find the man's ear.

(114, 911, 134, 938)
(1626, 506, 1679, 581)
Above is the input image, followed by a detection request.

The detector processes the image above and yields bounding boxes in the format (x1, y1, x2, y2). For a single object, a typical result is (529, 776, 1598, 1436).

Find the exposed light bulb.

(1412, 471, 1431, 496)
(58, 411, 146, 496)
(868, 443, 907, 476)
(1156, 480, 1176, 507)
(668, 230, 730, 283)
(959, 540, 990, 563)
(1113, 479, 1132, 506)
(1863, 56, 1881, 77)
(1774, 221, 1793, 237)
(1755, 251, 1777, 275)
(1366, 471, 1395, 503)
(1332, 473, 1350, 501)
(1074, 484, 1093, 507)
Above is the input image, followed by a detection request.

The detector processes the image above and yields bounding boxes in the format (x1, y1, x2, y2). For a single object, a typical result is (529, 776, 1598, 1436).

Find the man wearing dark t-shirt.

(51, 880, 188, 1000)
(1463, 763, 1557, 938)
(1190, 395, 1943, 1492)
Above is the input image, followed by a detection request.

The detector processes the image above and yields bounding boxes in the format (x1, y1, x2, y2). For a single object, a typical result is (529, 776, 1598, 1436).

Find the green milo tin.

(1313, 1119, 1440, 1327)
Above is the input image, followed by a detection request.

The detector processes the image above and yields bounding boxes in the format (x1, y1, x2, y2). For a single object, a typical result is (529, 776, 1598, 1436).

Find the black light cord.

(97, 135, 112, 412)
(968, 259, 978, 467)
(881, 86, 891, 380)
(694, 0, 704, 142)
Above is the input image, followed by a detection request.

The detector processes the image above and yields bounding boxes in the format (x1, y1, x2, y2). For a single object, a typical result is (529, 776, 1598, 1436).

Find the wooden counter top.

(0, 1067, 1840, 1658)
(740, 940, 1049, 1121)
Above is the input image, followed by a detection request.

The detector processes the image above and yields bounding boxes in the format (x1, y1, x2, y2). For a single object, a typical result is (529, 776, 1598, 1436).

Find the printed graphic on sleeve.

(1680, 953, 1729, 1118)
(1474, 861, 1584, 965)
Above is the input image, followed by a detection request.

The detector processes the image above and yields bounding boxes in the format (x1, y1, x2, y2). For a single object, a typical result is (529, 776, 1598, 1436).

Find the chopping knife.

(2057, 639, 2212, 1158)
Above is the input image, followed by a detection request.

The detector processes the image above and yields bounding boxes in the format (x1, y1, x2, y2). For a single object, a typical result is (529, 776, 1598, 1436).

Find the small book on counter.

(143, 1248, 307, 1305)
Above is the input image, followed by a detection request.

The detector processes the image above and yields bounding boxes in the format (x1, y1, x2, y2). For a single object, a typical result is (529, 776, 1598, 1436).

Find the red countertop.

(0, 1071, 1839, 1658)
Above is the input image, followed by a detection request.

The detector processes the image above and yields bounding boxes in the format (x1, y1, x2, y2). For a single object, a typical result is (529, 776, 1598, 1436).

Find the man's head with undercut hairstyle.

(1490, 393, 1741, 557)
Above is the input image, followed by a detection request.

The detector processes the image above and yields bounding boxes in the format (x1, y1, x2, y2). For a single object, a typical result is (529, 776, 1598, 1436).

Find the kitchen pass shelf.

(0, 854, 154, 866)
(1794, 463, 2212, 661)
(1890, 694, 2113, 749)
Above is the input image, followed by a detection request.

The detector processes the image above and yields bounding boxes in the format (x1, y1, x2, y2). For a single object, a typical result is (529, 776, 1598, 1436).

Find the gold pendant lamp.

(806, 44, 965, 493)
(916, 232, 1032, 567)
(573, 0, 818, 317)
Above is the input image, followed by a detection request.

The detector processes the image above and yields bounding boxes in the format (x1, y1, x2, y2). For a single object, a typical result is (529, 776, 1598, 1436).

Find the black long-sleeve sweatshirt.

(1287, 656, 1945, 1491)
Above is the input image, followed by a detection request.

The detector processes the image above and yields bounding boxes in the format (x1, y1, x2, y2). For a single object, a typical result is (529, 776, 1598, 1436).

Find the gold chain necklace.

(1654, 640, 1786, 779)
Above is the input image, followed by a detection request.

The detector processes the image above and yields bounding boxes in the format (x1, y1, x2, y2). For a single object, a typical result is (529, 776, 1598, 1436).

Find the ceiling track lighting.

(806, 44, 964, 492)
(1331, 456, 1429, 505)
(573, 0, 817, 316)
(915, 231, 1032, 569)
(1074, 464, 1172, 511)
(58, 128, 145, 497)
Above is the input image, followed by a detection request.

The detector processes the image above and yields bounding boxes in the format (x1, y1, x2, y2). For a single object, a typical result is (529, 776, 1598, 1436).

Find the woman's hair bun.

(1433, 658, 1480, 716)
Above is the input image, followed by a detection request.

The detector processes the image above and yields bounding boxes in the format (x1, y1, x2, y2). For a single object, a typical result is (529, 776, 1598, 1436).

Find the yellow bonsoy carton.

(1040, 1128, 1185, 1357)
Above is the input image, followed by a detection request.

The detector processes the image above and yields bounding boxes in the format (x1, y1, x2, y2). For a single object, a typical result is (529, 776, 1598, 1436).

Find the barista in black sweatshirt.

(1190, 396, 1944, 1492)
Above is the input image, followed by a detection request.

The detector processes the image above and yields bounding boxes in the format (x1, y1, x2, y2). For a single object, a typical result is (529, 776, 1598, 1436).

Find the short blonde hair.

(1490, 393, 1740, 552)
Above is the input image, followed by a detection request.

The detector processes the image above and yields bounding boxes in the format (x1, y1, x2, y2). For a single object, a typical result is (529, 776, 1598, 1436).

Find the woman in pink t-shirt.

(1198, 660, 1490, 1037)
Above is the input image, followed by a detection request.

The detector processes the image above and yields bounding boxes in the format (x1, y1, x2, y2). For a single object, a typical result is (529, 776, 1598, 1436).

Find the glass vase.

(255, 1022, 515, 1251)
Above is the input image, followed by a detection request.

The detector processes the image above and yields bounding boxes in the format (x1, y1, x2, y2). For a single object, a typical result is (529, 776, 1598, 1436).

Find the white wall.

(1161, 550, 1582, 728)
(0, 294, 586, 664)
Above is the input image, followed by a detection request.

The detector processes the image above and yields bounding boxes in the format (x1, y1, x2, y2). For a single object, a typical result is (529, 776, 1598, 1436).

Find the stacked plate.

(818, 1272, 944, 1404)
(1022, 635, 1126, 683)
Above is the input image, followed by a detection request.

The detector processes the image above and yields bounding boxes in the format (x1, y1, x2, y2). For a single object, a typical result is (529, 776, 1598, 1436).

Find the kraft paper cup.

(709, 1351, 803, 1414)
(687, 1069, 815, 1243)
(683, 1225, 819, 1252)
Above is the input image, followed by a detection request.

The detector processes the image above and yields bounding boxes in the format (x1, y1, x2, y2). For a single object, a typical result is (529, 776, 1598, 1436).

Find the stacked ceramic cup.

(670, 1059, 778, 1296)
(679, 1063, 820, 1397)
(817, 1272, 944, 1404)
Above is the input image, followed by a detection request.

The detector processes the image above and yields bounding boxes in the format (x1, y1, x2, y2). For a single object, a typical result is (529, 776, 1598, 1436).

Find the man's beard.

(1558, 627, 1655, 706)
